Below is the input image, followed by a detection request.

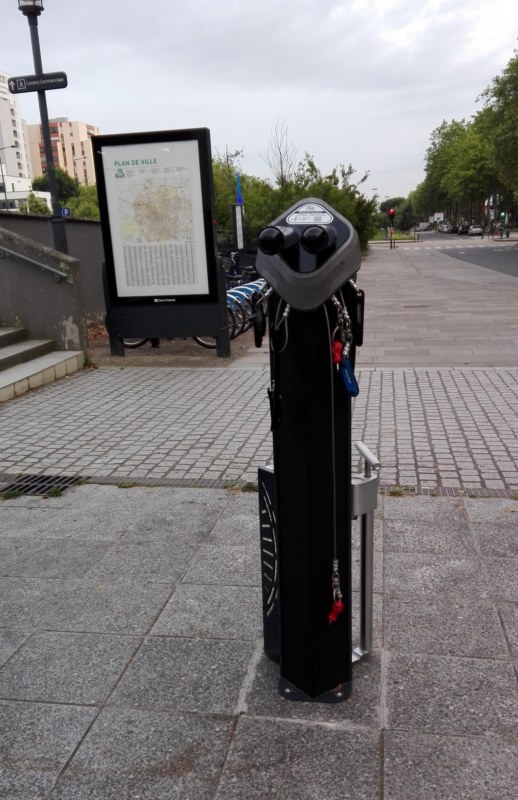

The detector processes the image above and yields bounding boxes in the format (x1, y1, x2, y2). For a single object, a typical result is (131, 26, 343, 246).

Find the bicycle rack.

(351, 441, 381, 663)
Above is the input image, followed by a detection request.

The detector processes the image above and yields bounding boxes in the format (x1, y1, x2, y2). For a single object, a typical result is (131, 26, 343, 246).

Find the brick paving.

(0, 238, 517, 496)
(0, 363, 517, 497)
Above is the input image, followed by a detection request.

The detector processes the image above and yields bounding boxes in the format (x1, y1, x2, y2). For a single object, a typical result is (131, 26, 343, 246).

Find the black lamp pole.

(18, 1, 68, 253)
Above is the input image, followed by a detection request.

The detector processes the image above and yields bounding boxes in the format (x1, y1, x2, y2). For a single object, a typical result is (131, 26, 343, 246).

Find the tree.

(211, 148, 246, 240)
(18, 191, 50, 215)
(260, 120, 297, 187)
(479, 51, 518, 196)
(212, 148, 378, 250)
(379, 197, 405, 214)
(66, 184, 100, 220)
(32, 167, 80, 204)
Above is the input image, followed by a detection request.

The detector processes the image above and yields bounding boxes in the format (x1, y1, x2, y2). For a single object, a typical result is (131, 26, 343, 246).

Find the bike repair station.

(254, 198, 380, 703)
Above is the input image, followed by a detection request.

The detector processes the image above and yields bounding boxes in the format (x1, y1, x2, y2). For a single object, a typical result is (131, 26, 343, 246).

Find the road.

(419, 231, 518, 277)
(362, 235, 518, 366)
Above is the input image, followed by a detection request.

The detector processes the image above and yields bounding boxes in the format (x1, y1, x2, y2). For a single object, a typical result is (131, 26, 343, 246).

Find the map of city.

(118, 173, 193, 243)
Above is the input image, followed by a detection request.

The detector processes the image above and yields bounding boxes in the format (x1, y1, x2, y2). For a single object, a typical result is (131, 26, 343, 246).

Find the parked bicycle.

(121, 251, 266, 350)
(193, 279, 269, 349)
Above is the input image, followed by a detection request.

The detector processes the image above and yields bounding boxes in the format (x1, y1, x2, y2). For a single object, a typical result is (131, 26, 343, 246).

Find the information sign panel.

(93, 128, 218, 305)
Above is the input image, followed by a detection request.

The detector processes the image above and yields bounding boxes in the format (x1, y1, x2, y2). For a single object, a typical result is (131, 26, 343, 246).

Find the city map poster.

(94, 129, 216, 302)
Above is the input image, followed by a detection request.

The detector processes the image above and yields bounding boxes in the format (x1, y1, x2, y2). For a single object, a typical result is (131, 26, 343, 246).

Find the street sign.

(8, 72, 67, 94)
(61, 207, 70, 217)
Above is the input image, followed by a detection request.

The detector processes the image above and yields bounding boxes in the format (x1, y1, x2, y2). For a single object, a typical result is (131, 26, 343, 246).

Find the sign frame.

(93, 127, 219, 307)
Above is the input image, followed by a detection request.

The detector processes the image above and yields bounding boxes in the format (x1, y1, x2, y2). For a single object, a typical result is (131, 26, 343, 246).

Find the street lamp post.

(0, 144, 16, 212)
(73, 155, 88, 184)
(17, 0, 68, 253)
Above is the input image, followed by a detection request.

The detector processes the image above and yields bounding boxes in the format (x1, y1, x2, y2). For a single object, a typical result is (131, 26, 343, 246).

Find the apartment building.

(0, 70, 31, 176)
(25, 117, 100, 185)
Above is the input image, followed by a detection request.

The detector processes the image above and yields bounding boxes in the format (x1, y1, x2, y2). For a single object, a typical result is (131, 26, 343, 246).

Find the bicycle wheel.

(123, 338, 150, 348)
(229, 301, 246, 338)
(227, 289, 254, 331)
(193, 307, 236, 349)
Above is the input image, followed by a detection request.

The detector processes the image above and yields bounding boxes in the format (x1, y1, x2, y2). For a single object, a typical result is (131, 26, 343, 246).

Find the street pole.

(21, 5, 67, 253)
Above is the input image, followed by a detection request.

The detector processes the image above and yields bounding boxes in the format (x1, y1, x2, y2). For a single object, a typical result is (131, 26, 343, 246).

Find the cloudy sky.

(2, 0, 517, 201)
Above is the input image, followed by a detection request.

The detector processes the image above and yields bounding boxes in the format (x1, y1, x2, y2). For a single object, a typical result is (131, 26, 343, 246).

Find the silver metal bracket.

(351, 441, 381, 664)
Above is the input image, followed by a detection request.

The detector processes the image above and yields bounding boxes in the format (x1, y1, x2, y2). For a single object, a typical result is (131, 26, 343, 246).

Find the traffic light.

(388, 208, 395, 221)
(499, 211, 505, 219)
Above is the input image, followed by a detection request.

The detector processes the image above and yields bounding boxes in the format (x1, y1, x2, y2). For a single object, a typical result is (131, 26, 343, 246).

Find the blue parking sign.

(61, 207, 70, 217)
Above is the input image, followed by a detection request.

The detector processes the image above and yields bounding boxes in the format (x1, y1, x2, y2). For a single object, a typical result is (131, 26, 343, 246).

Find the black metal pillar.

(269, 296, 353, 702)
(27, 14, 68, 254)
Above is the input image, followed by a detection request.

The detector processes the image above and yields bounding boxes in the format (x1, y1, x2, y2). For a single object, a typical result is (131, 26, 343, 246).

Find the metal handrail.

(0, 244, 69, 280)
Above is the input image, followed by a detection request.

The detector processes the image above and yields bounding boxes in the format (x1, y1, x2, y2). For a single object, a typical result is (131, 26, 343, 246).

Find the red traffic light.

(388, 208, 395, 220)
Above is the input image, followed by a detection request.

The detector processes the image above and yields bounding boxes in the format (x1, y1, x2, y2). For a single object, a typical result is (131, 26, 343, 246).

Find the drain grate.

(0, 474, 87, 496)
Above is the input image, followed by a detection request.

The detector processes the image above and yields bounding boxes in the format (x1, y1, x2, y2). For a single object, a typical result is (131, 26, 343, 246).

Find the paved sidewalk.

(2, 487, 518, 799)
(1, 242, 518, 798)
(0, 364, 516, 495)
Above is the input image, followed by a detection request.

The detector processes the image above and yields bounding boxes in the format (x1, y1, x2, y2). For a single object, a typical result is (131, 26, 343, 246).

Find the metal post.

(271, 298, 353, 702)
(26, 14, 68, 253)
(352, 441, 380, 663)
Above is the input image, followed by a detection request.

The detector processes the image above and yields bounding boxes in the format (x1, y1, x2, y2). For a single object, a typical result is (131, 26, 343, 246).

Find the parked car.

(468, 224, 483, 236)
(458, 224, 469, 235)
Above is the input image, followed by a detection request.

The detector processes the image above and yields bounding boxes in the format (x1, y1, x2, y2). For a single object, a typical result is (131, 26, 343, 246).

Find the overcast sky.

(2, 0, 517, 201)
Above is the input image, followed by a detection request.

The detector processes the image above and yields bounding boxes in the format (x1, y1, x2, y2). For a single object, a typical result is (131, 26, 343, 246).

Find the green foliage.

(416, 51, 518, 224)
(32, 167, 80, 204)
(396, 197, 419, 231)
(212, 149, 378, 250)
(18, 191, 50, 215)
(66, 184, 100, 220)
(379, 197, 405, 213)
(479, 51, 518, 195)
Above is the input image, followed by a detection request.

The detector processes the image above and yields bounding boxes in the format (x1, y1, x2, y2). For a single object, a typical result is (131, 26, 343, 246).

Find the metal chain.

(331, 294, 353, 357)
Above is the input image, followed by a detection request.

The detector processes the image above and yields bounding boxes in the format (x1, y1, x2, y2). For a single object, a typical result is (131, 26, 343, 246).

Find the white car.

(468, 224, 483, 236)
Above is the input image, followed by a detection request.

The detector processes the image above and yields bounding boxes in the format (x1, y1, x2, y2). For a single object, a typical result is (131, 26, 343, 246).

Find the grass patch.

(117, 480, 138, 489)
(46, 486, 63, 498)
(371, 229, 414, 241)
(224, 480, 258, 493)
(387, 485, 416, 497)
(0, 490, 23, 501)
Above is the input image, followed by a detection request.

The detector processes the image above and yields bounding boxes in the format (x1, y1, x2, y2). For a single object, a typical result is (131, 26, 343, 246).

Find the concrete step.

(0, 338, 55, 371)
(0, 351, 84, 403)
(0, 327, 29, 347)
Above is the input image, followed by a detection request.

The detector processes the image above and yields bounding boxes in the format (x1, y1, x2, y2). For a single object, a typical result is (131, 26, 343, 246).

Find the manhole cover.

(0, 474, 86, 496)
